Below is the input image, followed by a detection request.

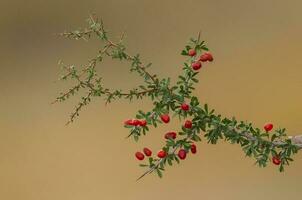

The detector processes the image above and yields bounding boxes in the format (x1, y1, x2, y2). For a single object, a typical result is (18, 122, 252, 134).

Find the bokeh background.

(1, 0, 302, 199)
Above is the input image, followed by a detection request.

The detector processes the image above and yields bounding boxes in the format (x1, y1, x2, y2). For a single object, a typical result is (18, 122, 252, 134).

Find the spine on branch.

(54, 15, 302, 179)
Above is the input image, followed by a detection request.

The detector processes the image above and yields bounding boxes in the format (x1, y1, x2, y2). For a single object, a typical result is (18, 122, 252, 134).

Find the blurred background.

(1, 0, 302, 199)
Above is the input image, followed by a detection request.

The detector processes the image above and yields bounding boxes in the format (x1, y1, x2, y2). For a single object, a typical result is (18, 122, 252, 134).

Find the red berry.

(188, 49, 196, 57)
(264, 123, 273, 132)
(178, 149, 187, 160)
(181, 103, 190, 111)
(192, 61, 202, 70)
(272, 156, 281, 165)
(157, 150, 167, 158)
(164, 131, 177, 140)
(124, 119, 134, 126)
(160, 114, 170, 123)
(199, 52, 213, 62)
(143, 148, 152, 157)
(184, 120, 193, 129)
(133, 119, 141, 126)
(199, 54, 208, 62)
(139, 120, 147, 127)
(190, 144, 197, 154)
(135, 152, 145, 160)
(125, 119, 144, 126)
(205, 52, 213, 62)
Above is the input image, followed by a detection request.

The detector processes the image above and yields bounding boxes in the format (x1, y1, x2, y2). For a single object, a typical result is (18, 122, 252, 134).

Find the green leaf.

(156, 169, 163, 178)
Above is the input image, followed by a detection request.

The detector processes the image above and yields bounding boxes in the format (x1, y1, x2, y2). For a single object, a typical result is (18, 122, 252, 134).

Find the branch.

(54, 16, 161, 123)
(87, 15, 157, 83)
(54, 16, 301, 179)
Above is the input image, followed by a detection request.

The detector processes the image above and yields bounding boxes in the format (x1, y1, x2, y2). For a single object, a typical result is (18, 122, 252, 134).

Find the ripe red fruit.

(139, 120, 147, 127)
(192, 61, 202, 70)
(206, 53, 213, 62)
(199, 52, 213, 62)
(184, 120, 193, 129)
(124, 119, 135, 126)
(164, 131, 177, 140)
(135, 152, 145, 160)
(188, 49, 196, 57)
(157, 150, 167, 158)
(272, 156, 281, 165)
(125, 119, 145, 126)
(264, 123, 273, 132)
(178, 149, 187, 160)
(160, 114, 170, 123)
(181, 103, 190, 111)
(133, 119, 141, 126)
(143, 147, 152, 157)
(190, 144, 197, 154)
(199, 54, 208, 62)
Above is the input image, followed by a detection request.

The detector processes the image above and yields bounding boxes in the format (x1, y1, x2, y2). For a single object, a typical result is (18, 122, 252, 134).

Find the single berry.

(181, 103, 190, 111)
(264, 123, 273, 132)
(199, 52, 213, 62)
(135, 152, 145, 160)
(164, 131, 177, 140)
(143, 147, 152, 157)
(188, 49, 196, 57)
(160, 114, 170, 123)
(190, 144, 197, 154)
(139, 120, 147, 127)
(199, 54, 208, 62)
(272, 156, 281, 165)
(184, 120, 193, 129)
(178, 149, 187, 160)
(133, 119, 141, 126)
(205, 52, 213, 62)
(157, 150, 167, 158)
(192, 61, 202, 70)
(124, 119, 134, 126)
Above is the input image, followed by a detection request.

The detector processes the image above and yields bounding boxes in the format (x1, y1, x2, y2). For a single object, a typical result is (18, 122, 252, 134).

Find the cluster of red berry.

(127, 102, 281, 166)
(134, 121, 281, 165)
(263, 123, 281, 165)
(188, 49, 213, 70)
(134, 102, 197, 161)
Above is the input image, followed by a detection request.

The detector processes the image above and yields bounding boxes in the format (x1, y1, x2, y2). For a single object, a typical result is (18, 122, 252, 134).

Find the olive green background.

(1, 0, 302, 199)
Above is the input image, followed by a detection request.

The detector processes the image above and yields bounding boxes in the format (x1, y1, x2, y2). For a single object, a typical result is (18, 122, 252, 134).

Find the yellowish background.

(1, 0, 302, 199)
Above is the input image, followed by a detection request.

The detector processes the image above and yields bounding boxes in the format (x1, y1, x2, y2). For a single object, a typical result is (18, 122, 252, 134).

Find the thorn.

(51, 100, 58, 105)
(197, 31, 201, 42)
(125, 133, 132, 139)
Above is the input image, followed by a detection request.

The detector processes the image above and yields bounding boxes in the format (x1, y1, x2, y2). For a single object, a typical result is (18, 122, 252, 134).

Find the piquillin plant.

(53, 15, 302, 180)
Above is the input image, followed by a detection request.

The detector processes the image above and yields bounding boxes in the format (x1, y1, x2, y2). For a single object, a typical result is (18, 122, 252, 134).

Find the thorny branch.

(53, 15, 159, 124)
(54, 16, 302, 179)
